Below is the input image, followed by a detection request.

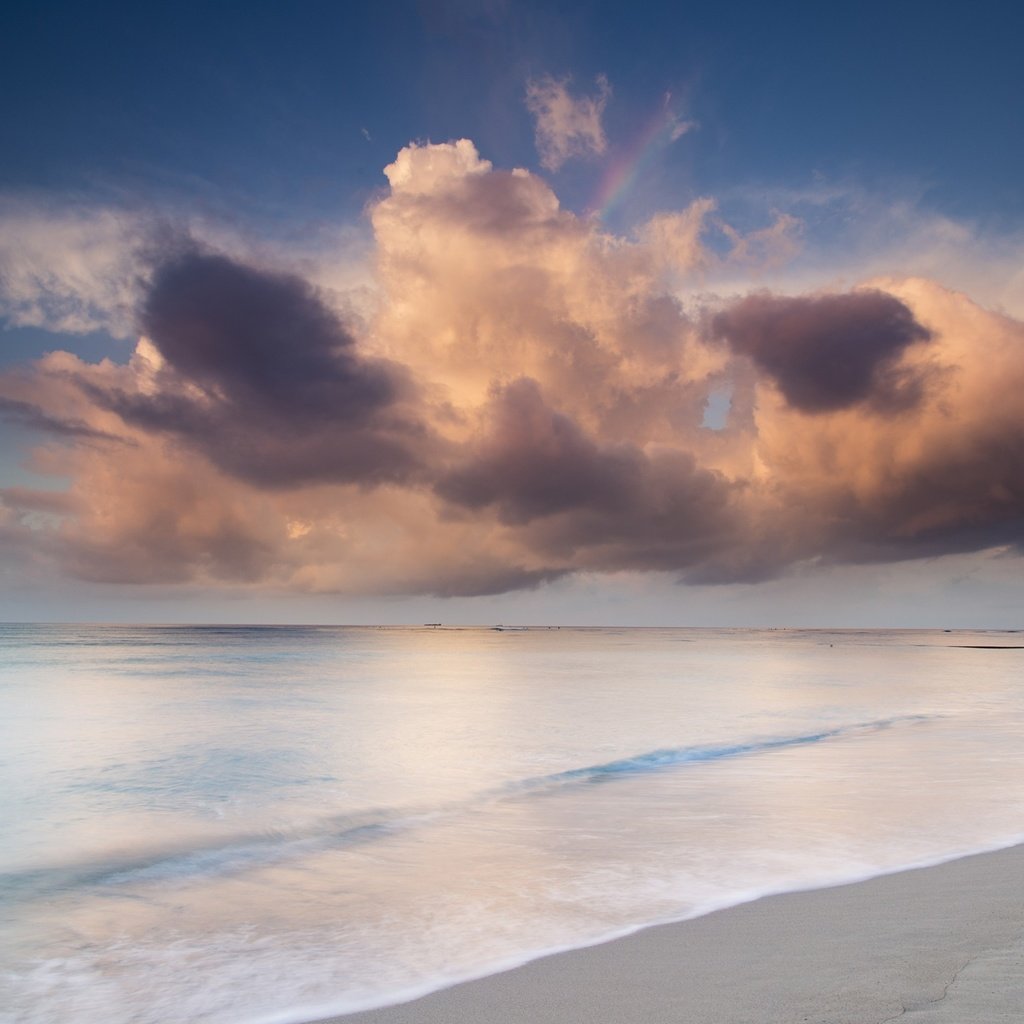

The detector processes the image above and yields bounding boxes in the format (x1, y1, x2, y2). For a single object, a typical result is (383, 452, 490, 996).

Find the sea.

(2, 624, 1024, 1024)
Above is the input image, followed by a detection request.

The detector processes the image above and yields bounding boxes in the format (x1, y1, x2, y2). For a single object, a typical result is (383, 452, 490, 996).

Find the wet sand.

(328, 843, 1024, 1023)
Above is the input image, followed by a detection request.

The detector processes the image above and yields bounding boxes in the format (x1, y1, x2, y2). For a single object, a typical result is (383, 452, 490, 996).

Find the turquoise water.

(2, 625, 1023, 1023)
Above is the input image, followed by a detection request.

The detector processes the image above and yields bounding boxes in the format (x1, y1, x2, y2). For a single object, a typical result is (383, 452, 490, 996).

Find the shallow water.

(3, 625, 1023, 1024)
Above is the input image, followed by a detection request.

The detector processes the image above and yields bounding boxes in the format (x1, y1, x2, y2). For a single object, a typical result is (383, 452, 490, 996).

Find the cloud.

(435, 377, 647, 522)
(525, 74, 610, 171)
(0, 201, 144, 337)
(52, 453, 285, 585)
(0, 198, 377, 343)
(707, 182, 1024, 319)
(0, 395, 125, 441)
(668, 118, 695, 142)
(2, 140, 1023, 597)
(712, 289, 933, 413)
(81, 246, 430, 488)
(803, 277, 1024, 561)
(433, 378, 738, 580)
(0, 486, 78, 516)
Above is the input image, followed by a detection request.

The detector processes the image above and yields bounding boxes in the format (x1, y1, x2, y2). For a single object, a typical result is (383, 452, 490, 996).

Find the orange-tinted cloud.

(525, 75, 610, 171)
(1, 141, 1022, 596)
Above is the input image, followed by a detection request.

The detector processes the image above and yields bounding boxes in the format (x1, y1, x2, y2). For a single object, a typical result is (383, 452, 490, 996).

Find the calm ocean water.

(2, 624, 1024, 1024)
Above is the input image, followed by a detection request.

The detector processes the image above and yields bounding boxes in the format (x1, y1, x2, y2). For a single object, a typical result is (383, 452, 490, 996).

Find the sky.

(1, 0, 1023, 626)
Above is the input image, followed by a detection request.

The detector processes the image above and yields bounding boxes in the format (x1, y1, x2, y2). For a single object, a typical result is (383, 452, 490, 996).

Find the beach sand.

(329, 844, 1024, 1023)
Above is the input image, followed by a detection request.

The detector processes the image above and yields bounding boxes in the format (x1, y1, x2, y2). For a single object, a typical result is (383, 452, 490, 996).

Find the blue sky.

(1, 1, 1022, 624)
(5, 2, 1021, 223)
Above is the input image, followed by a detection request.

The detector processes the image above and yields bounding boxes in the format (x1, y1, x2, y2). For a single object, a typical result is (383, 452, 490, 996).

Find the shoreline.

(322, 843, 1024, 1024)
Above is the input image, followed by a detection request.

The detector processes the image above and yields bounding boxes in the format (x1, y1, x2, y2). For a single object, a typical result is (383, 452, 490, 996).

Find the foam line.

(0, 715, 935, 900)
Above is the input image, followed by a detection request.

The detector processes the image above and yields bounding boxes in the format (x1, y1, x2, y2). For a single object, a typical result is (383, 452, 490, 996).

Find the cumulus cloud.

(437, 378, 650, 522)
(1, 139, 1023, 596)
(712, 290, 933, 413)
(432, 378, 738, 581)
(525, 74, 610, 171)
(82, 247, 429, 488)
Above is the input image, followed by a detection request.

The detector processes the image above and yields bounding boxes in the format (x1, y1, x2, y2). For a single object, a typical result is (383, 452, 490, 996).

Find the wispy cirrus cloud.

(0, 200, 144, 338)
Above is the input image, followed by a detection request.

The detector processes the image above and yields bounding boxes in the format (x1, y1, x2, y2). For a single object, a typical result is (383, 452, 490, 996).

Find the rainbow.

(589, 103, 691, 220)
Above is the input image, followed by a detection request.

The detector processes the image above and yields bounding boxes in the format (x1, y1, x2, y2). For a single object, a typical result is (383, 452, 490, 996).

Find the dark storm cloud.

(436, 378, 740, 575)
(712, 290, 932, 413)
(141, 252, 395, 421)
(833, 426, 1024, 562)
(436, 367, 1022, 585)
(435, 378, 642, 523)
(426, 563, 567, 598)
(87, 249, 428, 487)
(517, 444, 746, 579)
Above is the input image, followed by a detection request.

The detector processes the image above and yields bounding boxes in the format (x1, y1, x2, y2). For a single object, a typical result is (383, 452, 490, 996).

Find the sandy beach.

(332, 843, 1024, 1024)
